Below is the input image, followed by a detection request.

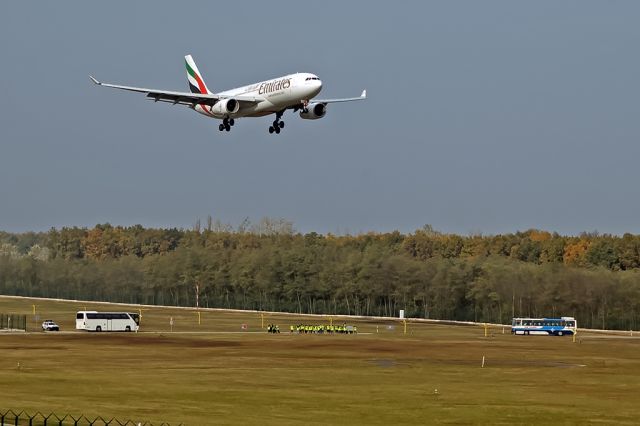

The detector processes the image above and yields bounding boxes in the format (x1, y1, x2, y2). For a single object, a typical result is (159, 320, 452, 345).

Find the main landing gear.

(218, 117, 235, 132)
(268, 111, 285, 134)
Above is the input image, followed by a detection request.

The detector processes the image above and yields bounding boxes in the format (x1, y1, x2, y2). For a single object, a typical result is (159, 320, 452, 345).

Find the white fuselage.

(194, 72, 322, 119)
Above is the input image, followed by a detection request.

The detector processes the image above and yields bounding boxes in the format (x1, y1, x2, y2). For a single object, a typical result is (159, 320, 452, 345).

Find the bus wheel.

(557, 331, 563, 336)
(524, 330, 529, 336)
(96, 326, 102, 332)
(125, 326, 131, 332)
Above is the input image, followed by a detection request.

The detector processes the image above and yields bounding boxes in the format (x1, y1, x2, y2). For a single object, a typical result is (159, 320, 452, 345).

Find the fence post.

(13, 410, 24, 426)
(43, 411, 53, 425)
(55, 413, 69, 426)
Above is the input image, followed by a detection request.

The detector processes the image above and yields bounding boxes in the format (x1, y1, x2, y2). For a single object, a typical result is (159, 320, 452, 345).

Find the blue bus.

(511, 317, 577, 336)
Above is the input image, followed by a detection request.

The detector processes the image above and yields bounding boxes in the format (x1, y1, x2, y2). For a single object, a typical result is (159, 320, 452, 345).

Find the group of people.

(266, 323, 359, 334)
(266, 324, 280, 333)
(290, 324, 357, 334)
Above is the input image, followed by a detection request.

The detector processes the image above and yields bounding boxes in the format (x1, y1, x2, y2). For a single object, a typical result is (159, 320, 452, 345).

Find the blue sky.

(1, 1, 639, 235)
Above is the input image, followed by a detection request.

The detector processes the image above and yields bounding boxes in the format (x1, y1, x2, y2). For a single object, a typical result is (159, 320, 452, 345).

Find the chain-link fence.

(0, 314, 26, 331)
(0, 409, 181, 425)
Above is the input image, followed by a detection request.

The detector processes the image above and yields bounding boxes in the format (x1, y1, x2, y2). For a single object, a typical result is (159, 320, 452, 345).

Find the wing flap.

(145, 91, 217, 106)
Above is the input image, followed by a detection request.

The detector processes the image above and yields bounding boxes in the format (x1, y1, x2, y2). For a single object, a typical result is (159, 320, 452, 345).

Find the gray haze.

(1, 1, 639, 235)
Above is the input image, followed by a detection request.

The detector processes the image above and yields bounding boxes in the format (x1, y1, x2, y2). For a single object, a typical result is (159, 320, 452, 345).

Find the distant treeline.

(1, 221, 639, 330)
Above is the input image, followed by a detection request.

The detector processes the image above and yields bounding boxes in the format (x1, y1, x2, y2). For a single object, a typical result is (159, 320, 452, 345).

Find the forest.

(1, 220, 639, 330)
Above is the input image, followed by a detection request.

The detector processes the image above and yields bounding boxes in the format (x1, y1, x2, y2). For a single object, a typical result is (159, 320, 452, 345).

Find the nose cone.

(311, 79, 322, 97)
(302, 75, 322, 98)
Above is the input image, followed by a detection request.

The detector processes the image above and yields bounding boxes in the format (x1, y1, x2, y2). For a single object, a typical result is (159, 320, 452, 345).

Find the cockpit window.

(305, 77, 320, 81)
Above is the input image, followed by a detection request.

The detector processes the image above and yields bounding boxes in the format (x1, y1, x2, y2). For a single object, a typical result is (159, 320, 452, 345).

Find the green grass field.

(1, 296, 639, 425)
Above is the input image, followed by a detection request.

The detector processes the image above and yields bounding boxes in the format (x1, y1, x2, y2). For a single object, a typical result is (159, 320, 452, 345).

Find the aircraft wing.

(89, 76, 261, 107)
(313, 90, 367, 104)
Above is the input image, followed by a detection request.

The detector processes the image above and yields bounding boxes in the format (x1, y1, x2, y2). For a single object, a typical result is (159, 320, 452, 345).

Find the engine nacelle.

(211, 98, 240, 116)
(299, 103, 326, 120)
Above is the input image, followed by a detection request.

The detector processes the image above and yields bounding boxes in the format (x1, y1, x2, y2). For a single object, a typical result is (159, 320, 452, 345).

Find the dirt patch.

(89, 334, 244, 349)
(0, 345, 68, 351)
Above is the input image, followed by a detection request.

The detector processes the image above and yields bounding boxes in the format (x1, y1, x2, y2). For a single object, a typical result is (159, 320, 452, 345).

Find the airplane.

(90, 55, 366, 134)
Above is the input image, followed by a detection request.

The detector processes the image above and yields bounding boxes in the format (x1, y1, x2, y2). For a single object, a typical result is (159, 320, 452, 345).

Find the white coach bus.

(511, 316, 577, 336)
(76, 311, 140, 332)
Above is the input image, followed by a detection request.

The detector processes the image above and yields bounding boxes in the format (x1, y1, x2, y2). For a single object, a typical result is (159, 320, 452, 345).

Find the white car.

(42, 320, 59, 331)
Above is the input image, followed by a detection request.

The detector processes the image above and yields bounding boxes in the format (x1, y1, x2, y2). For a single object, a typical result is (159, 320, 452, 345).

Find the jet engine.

(211, 98, 240, 116)
(299, 103, 326, 120)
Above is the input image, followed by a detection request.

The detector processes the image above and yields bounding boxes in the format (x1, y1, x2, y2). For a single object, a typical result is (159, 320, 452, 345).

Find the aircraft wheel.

(269, 126, 274, 134)
(279, 121, 285, 129)
(219, 124, 225, 131)
(273, 120, 280, 128)
(229, 118, 235, 126)
(225, 124, 231, 131)
(275, 126, 281, 134)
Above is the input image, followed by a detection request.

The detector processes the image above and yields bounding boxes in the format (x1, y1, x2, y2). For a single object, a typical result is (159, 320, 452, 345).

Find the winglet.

(89, 75, 101, 85)
(361, 89, 367, 99)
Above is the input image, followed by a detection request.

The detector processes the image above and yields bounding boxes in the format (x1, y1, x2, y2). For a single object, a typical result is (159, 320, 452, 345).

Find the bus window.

(76, 313, 84, 319)
(130, 313, 140, 325)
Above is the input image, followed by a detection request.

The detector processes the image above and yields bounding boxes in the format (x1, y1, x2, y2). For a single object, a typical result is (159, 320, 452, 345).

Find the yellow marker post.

(261, 313, 264, 329)
(32, 304, 36, 315)
(403, 319, 407, 335)
(330, 317, 333, 327)
(138, 308, 143, 325)
(573, 330, 576, 343)
(197, 311, 201, 325)
(484, 323, 488, 338)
